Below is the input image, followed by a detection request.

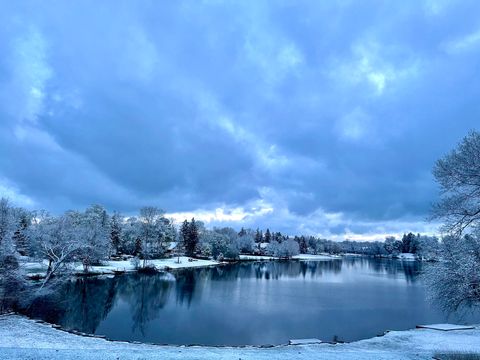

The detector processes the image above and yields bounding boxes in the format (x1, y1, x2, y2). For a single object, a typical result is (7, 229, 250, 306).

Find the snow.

(82, 257, 221, 273)
(239, 255, 276, 260)
(239, 254, 341, 261)
(398, 253, 417, 261)
(289, 339, 322, 345)
(417, 324, 475, 331)
(167, 241, 178, 251)
(1, 315, 479, 359)
(292, 254, 342, 260)
(22, 257, 222, 277)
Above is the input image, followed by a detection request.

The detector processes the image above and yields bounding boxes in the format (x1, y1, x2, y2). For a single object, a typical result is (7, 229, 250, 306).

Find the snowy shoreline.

(23, 254, 343, 279)
(1, 314, 479, 359)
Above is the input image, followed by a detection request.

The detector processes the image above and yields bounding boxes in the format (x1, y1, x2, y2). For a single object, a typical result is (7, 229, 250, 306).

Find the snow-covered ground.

(397, 253, 417, 261)
(292, 254, 342, 260)
(23, 257, 222, 277)
(239, 255, 277, 260)
(0, 315, 479, 359)
(239, 254, 341, 261)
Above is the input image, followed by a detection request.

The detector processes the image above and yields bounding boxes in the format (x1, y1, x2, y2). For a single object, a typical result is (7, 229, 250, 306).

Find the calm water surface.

(28, 257, 480, 345)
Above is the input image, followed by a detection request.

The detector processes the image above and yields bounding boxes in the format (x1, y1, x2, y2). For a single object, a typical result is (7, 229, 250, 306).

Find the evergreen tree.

(134, 238, 142, 256)
(12, 214, 29, 256)
(402, 232, 416, 253)
(110, 212, 122, 255)
(180, 219, 189, 251)
(186, 218, 199, 257)
(254, 228, 263, 243)
(299, 236, 308, 254)
(238, 227, 246, 237)
(274, 231, 283, 243)
(264, 228, 271, 243)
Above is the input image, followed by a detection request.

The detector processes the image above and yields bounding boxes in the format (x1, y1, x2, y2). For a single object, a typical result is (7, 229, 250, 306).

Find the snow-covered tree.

(29, 211, 83, 287)
(198, 229, 239, 260)
(425, 234, 480, 311)
(267, 239, 299, 258)
(384, 236, 402, 256)
(138, 207, 162, 266)
(431, 130, 480, 235)
(0, 198, 15, 252)
(77, 205, 111, 270)
(426, 131, 480, 310)
(237, 233, 255, 254)
(119, 217, 139, 255)
(110, 211, 123, 255)
(181, 218, 199, 257)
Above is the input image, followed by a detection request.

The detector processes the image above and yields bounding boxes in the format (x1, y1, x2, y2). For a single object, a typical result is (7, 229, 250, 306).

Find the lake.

(27, 257, 480, 345)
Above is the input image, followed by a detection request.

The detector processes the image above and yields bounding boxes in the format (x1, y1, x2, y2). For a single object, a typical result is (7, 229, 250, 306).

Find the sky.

(1, 0, 479, 240)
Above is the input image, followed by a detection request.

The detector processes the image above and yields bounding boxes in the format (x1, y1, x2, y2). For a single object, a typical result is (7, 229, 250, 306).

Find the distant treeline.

(0, 197, 440, 270)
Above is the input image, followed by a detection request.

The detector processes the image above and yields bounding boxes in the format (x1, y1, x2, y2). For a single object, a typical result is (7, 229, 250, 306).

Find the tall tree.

(12, 212, 30, 256)
(254, 228, 263, 243)
(0, 198, 13, 250)
(138, 206, 163, 266)
(180, 220, 189, 253)
(431, 130, 480, 235)
(110, 211, 122, 255)
(186, 218, 199, 257)
(264, 228, 271, 243)
(426, 131, 480, 310)
(238, 227, 246, 237)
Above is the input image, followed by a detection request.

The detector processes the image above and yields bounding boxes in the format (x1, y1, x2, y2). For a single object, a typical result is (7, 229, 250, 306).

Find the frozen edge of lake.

(1, 315, 479, 360)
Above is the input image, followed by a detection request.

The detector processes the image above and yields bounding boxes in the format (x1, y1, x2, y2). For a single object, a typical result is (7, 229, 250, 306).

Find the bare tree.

(30, 212, 83, 288)
(427, 131, 480, 311)
(431, 131, 480, 235)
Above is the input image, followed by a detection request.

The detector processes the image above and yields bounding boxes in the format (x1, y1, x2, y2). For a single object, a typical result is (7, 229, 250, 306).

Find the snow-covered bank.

(23, 257, 222, 278)
(292, 254, 342, 260)
(238, 254, 341, 261)
(0, 315, 479, 359)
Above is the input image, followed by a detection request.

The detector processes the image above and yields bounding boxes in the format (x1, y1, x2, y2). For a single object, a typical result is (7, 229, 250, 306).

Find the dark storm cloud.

(1, 0, 479, 238)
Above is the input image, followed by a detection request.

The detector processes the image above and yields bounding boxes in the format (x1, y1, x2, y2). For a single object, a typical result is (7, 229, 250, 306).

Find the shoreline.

(1, 314, 479, 359)
(23, 254, 344, 280)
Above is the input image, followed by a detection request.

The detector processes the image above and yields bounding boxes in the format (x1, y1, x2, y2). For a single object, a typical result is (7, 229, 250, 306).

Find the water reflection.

(26, 258, 479, 345)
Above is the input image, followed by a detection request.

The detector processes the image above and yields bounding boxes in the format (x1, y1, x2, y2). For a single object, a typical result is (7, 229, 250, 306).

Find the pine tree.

(299, 236, 308, 254)
(134, 238, 142, 256)
(275, 231, 283, 243)
(180, 219, 190, 251)
(12, 215, 29, 256)
(264, 229, 271, 243)
(186, 218, 199, 257)
(238, 227, 246, 237)
(254, 228, 263, 243)
(110, 212, 122, 255)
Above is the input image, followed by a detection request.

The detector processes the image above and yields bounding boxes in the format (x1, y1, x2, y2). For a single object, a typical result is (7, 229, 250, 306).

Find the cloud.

(0, 178, 36, 208)
(0, 1, 479, 239)
(335, 108, 373, 142)
(443, 29, 480, 54)
(3, 27, 52, 124)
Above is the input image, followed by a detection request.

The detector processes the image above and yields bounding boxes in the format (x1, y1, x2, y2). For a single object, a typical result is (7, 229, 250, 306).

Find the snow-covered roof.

(167, 242, 178, 251)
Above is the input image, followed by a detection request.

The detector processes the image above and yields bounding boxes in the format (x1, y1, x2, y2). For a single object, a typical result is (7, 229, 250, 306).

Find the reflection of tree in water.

(27, 273, 176, 336)
(343, 257, 422, 283)
(175, 270, 197, 307)
(121, 273, 174, 335)
(198, 260, 343, 282)
(25, 257, 426, 337)
(27, 276, 119, 334)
